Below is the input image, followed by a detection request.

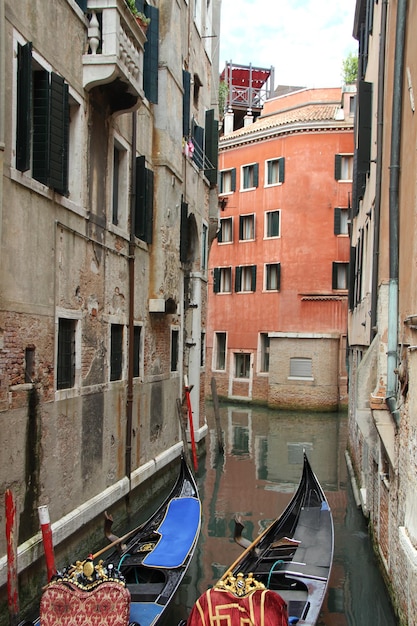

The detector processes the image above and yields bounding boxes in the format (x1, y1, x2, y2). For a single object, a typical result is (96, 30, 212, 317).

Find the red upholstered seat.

(40, 580, 131, 626)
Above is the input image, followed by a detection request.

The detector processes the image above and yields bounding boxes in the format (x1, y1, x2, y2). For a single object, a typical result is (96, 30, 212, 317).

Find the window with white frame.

(265, 263, 281, 291)
(241, 163, 259, 190)
(334, 208, 349, 235)
(289, 357, 313, 379)
(335, 154, 353, 181)
(220, 168, 236, 194)
(265, 157, 285, 186)
(15, 40, 70, 195)
(239, 214, 255, 241)
(213, 267, 232, 293)
(235, 265, 256, 292)
(57, 317, 78, 390)
(111, 137, 129, 231)
(214, 332, 227, 370)
(218, 217, 233, 243)
(265, 210, 280, 238)
(234, 352, 251, 378)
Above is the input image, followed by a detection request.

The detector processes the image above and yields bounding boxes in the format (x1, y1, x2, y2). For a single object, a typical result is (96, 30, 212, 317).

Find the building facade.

(206, 86, 354, 410)
(348, 0, 417, 623)
(0, 0, 220, 614)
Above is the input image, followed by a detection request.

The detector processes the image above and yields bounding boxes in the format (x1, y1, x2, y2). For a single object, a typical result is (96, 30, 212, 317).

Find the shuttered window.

(235, 265, 256, 292)
(183, 70, 191, 137)
(16, 43, 69, 194)
(290, 358, 312, 378)
(220, 168, 236, 193)
(143, 5, 159, 103)
(180, 199, 189, 263)
(334, 208, 349, 235)
(213, 267, 232, 293)
(266, 210, 280, 238)
(135, 156, 153, 242)
(266, 157, 285, 185)
(265, 263, 281, 291)
(204, 109, 218, 185)
(242, 163, 259, 189)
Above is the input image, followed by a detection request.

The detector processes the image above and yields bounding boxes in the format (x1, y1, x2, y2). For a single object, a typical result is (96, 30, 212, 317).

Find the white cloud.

(219, 0, 358, 88)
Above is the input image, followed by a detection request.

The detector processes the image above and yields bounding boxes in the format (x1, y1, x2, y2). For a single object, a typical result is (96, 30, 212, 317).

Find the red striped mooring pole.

(5, 489, 19, 626)
(38, 505, 56, 581)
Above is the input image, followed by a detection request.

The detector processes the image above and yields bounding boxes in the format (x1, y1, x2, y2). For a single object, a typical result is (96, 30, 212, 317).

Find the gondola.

(19, 455, 201, 626)
(183, 452, 333, 626)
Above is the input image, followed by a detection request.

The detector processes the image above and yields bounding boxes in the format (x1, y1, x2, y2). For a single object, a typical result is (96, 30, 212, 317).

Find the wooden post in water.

(176, 397, 192, 469)
(211, 377, 224, 452)
(5, 489, 19, 626)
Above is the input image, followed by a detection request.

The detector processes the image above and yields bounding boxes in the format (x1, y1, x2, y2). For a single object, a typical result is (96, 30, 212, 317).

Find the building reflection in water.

(172, 404, 397, 626)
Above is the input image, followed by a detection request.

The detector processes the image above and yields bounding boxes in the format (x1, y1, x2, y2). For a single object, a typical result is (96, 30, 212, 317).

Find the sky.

(218, 0, 358, 89)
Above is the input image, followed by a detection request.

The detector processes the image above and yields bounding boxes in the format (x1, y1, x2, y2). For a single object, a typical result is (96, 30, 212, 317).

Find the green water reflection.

(171, 404, 397, 626)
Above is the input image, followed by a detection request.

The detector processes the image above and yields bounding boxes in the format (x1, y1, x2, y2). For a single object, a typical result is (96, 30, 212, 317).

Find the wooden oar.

(91, 519, 145, 560)
(221, 517, 276, 580)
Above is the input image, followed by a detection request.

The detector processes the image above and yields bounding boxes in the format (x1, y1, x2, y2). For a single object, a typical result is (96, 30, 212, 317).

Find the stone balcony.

(83, 0, 147, 110)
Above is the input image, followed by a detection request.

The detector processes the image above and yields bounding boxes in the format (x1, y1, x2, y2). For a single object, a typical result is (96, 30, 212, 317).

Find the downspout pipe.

(386, 0, 407, 427)
(370, 0, 388, 340)
(126, 111, 137, 482)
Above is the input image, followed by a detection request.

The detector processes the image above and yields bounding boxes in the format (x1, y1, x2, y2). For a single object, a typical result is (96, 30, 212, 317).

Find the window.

(214, 332, 227, 370)
(25, 347, 36, 383)
(201, 222, 208, 270)
(259, 333, 270, 373)
(171, 328, 179, 372)
(265, 157, 285, 186)
(332, 262, 349, 290)
(220, 168, 236, 194)
(213, 267, 232, 293)
(265, 210, 280, 238)
(218, 217, 233, 243)
(200, 331, 206, 367)
(133, 325, 142, 379)
(334, 154, 353, 181)
(239, 214, 255, 241)
(110, 324, 124, 381)
(235, 265, 256, 292)
(241, 163, 259, 190)
(265, 263, 281, 291)
(334, 208, 349, 235)
(235, 353, 251, 378)
(57, 318, 76, 389)
(111, 139, 128, 229)
(143, 4, 159, 103)
(290, 357, 313, 379)
(135, 155, 154, 242)
(16, 42, 69, 194)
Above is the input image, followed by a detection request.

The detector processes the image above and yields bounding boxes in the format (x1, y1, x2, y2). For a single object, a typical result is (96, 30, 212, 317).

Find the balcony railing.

(83, 0, 147, 104)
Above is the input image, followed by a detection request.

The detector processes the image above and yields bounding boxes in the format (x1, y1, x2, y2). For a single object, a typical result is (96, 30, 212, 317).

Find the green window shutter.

(74, 0, 88, 10)
(32, 70, 50, 185)
(349, 246, 356, 309)
(183, 70, 191, 137)
(277, 263, 281, 290)
(135, 155, 146, 240)
(49, 73, 69, 194)
(235, 266, 242, 292)
(143, 5, 159, 103)
(239, 216, 243, 240)
(231, 168, 236, 191)
(213, 268, 220, 293)
(251, 265, 257, 291)
(253, 163, 259, 187)
(204, 109, 218, 185)
(334, 208, 341, 235)
(16, 42, 32, 172)
(217, 223, 223, 243)
(192, 122, 204, 169)
(180, 199, 189, 263)
(145, 168, 154, 243)
(279, 157, 285, 183)
(334, 154, 342, 180)
(332, 262, 338, 289)
(357, 80, 372, 177)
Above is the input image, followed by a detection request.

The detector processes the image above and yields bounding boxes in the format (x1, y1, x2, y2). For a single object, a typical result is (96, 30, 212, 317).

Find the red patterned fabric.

(40, 580, 131, 626)
(186, 587, 289, 626)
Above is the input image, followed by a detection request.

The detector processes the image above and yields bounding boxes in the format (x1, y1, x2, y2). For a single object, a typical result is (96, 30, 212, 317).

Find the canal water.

(170, 403, 398, 625)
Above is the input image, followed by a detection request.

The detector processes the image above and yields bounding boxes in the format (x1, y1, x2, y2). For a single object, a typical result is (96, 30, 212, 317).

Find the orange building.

(206, 86, 355, 410)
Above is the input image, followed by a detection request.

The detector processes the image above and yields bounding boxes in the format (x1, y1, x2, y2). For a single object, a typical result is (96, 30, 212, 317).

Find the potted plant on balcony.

(126, 0, 151, 32)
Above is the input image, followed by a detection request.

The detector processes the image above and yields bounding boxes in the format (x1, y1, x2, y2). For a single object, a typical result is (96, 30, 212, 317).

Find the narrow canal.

(171, 403, 398, 625)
